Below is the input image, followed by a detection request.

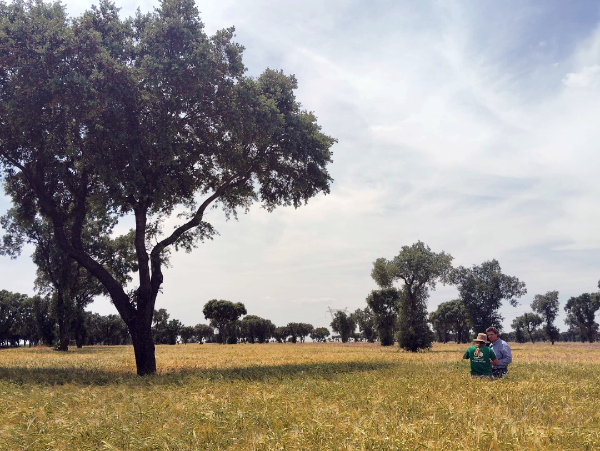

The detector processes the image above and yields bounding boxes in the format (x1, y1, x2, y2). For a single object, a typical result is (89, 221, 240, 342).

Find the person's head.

(473, 332, 488, 348)
(486, 327, 499, 343)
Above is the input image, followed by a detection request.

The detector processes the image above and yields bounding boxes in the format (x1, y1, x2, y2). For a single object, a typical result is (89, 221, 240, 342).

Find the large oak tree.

(0, 0, 335, 374)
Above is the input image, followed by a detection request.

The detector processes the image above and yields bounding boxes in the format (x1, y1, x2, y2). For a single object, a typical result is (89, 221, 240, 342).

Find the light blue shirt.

(490, 338, 512, 369)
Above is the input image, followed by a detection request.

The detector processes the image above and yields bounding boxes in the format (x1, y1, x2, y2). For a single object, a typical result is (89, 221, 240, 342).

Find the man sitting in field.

(486, 326, 512, 378)
(463, 333, 499, 380)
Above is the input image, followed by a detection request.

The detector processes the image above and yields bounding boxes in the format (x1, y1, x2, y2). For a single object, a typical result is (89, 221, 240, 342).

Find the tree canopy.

(202, 299, 246, 344)
(453, 259, 526, 335)
(330, 311, 355, 343)
(372, 241, 453, 351)
(531, 291, 560, 344)
(0, 0, 335, 374)
(564, 293, 600, 343)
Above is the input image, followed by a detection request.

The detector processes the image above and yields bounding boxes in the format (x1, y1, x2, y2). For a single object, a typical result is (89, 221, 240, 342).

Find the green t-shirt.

(464, 346, 497, 376)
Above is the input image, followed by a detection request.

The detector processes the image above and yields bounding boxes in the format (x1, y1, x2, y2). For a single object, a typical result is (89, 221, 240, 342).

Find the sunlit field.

(1, 342, 599, 450)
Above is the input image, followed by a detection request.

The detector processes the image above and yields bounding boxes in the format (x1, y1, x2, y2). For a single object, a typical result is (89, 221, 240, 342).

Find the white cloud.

(562, 65, 600, 88)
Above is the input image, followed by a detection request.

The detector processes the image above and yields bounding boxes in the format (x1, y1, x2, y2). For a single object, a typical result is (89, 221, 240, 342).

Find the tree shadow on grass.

(0, 360, 399, 387)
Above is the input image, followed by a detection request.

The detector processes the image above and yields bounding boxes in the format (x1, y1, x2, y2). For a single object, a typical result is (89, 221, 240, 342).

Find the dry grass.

(1, 342, 599, 450)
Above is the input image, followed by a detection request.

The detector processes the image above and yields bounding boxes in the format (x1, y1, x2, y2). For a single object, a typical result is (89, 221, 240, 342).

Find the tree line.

(356, 241, 600, 351)
(0, 292, 338, 347)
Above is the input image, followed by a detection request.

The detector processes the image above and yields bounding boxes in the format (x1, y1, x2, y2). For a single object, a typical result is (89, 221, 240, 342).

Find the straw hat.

(473, 333, 489, 343)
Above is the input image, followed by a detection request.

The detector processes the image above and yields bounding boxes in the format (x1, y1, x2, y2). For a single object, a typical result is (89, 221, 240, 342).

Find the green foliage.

(428, 299, 470, 343)
(453, 259, 526, 334)
(371, 242, 453, 352)
(273, 326, 290, 343)
(512, 312, 543, 343)
(286, 322, 314, 343)
(193, 324, 215, 343)
(531, 291, 561, 344)
(366, 288, 400, 346)
(0, 290, 27, 346)
(310, 327, 330, 342)
(564, 293, 600, 343)
(178, 326, 195, 344)
(351, 307, 377, 343)
(0, 0, 335, 375)
(330, 311, 355, 343)
(239, 315, 275, 344)
(395, 287, 435, 352)
(202, 300, 246, 344)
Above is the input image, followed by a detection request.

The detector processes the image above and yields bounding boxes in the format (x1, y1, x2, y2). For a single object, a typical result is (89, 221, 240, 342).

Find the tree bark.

(130, 319, 156, 376)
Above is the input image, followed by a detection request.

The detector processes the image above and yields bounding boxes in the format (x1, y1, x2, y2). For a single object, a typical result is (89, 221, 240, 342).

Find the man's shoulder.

(499, 338, 511, 348)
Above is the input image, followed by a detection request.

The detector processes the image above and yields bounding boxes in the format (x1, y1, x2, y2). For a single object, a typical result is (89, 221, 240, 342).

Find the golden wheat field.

(0, 342, 599, 450)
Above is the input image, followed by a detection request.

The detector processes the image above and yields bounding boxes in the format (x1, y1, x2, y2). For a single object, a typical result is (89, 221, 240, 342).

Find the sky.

(2, 0, 600, 333)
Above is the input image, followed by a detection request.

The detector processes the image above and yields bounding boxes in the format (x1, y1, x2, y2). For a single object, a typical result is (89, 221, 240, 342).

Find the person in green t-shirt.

(463, 333, 499, 380)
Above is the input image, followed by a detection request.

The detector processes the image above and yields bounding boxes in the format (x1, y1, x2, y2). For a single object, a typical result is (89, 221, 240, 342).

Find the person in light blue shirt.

(486, 326, 512, 378)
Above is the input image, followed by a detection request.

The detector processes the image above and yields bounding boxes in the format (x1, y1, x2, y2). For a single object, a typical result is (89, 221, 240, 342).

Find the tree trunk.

(130, 321, 156, 376)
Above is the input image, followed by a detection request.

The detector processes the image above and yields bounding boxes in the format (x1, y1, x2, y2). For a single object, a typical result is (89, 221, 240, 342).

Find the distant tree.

(310, 327, 330, 342)
(513, 313, 543, 343)
(152, 308, 171, 344)
(165, 319, 182, 345)
(429, 299, 470, 343)
(286, 322, 313, 343)
(330, 311, 356, 343)
(531, 291, 560, 345)
(372, 242, 453, 352)
(94, 314, 130, 345)
(33, 295, 56, 346)
(179, 326, 195, 344)
(428, 308, 451, 343)
(239, 316, 275, 343)
(203, 300, 246, 344)
(255, 319, 276, 343)
(453, 260, 526, 335)
(15, 296, 40, 346)
(564, 293, 600, 343)
(366, 288, 400, 346)
(0, 290, 26, 346)
(351, 307, 377, 343)
(511, 318, 527, 343)
(287, 322, 313, 343)
(273, 326, 290, 343)
(445, 299, 470, 343)
(194, 324, 215, 343)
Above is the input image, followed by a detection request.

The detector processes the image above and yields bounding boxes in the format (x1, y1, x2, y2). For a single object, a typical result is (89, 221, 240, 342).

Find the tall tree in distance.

(366, 288, 400, 346)
(310, 327, 330, 342)
(453, 260, 526, 335)
(512, 313, 543, 343)
(194, 324, 215, 343)
(351, 307, 377, 343)
(239, 316, 275, 343)
(564, 293, 600, 343)
(371, 241, 453, 352)
(330, 311, 356, 343)
(531, 291, 560, 345)
(0, 0, 335, 374)
(203, 300, 246, 344)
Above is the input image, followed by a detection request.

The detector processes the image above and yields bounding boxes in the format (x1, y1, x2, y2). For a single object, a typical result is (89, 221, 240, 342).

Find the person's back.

(463, 333, 498, 380)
